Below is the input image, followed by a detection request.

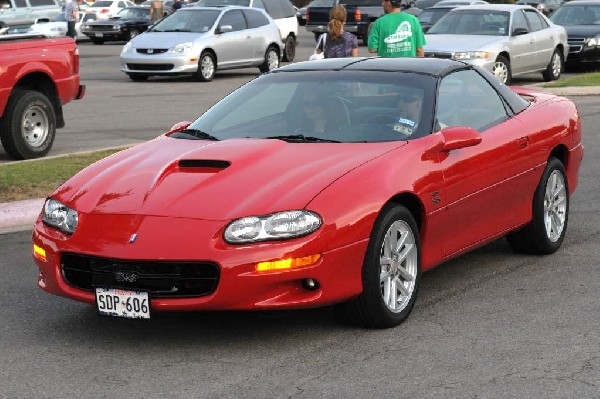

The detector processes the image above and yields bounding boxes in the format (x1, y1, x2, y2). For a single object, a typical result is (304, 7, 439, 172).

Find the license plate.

(95, 287, 150, 319)
(95, 32, 103, 37)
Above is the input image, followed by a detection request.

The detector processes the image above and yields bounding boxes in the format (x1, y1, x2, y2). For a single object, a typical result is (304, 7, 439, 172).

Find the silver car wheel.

(201, 55, 215, 80)
(267, 49, 279, 71)
(551, 52, 561, 78)
(22, 103, 49, 148)
(493, 61, 509, 83)
(544, 170, 567, 242)
(379, 220, 418, 313)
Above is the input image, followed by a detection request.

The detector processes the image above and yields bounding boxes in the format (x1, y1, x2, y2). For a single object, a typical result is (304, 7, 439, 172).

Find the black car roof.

(276, 57, 470, 77)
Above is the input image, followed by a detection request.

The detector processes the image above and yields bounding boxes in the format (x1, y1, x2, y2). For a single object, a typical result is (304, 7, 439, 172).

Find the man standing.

(368, 0, 425, 57)
(64, 0, 78, 39)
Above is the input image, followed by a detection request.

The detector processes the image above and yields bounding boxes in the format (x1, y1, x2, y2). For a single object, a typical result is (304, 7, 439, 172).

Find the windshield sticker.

(397, 117, 416, 127)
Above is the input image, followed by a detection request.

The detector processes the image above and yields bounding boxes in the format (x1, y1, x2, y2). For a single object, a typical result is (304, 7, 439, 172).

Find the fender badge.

(129, 233, 138, 244)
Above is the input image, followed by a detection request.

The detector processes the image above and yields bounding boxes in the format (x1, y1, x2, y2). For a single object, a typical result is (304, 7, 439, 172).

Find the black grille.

(87, 25, 117, 31)
(127, 63, 174, 71)
(424, 51, 453, 59)
(61, 253, 220, 298)
(568, 38, 586, 53)
(136, 48, 168, 54)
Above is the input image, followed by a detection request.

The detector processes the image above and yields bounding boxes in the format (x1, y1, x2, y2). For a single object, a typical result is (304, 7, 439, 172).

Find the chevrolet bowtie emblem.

(129, 233, 138, 244)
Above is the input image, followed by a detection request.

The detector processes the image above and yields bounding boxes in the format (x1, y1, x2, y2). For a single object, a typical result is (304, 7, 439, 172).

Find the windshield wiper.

(264, 135, 341, 143)
(173, 129, 220, 141)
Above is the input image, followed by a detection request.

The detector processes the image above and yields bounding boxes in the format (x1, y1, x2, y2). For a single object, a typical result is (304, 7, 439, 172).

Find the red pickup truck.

(0, 34, 85, 160)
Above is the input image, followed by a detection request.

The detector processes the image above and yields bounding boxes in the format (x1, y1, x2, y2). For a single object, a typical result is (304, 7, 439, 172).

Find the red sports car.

(32, 58, 584, 328)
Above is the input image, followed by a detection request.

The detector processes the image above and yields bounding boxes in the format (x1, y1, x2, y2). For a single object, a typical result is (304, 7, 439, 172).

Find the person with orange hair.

(315, 5, 359, 58)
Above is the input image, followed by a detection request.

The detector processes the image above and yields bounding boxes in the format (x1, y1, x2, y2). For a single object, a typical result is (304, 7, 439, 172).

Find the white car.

(425, 4, 569, 84)
(27, 11, 97, 40)
(86, 0, 136, 19)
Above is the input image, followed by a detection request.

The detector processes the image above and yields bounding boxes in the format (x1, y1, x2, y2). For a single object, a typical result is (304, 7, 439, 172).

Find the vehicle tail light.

(73, 47, 80, 74)
(354, 8, 362, 22)
(101, 8, 109, 13)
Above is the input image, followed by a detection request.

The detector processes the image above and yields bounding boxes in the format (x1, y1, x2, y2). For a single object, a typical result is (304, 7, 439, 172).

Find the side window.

(219, 10, 247, 32)
(252, 0, 266, 11)
(437, 70, 508, 131)
(263, 0, 284, 19)
(524, 10, 545, 31)
(15, 0, 27, 7)
(118, 1, 126, 8)
(243, 9, 269, 29)
(277, 0, 296, 18)
(30, 0, 56, 6)
(512, 10, 529, 33)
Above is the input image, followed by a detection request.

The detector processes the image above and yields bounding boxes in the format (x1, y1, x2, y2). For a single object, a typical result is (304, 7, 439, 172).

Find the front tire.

(194, 51, 215, 82)
(506, 157, 569, 254)
(336, 204, 421, 328)
(493, 55, 511, 84)
(281, 35, 296, 62)
(542, 49, 563, 82)
(258, 45, 279, 73)
(0, 90, 56, 160)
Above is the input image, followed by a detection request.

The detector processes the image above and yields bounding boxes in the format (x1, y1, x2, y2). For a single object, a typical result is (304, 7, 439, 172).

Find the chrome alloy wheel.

(267, 49, 279, 71)
(21, 103, 49, 149)
(551, 52, 561, 78)
(379, 220, 418, 313)
(493, 61, 509, 83)
(200, 55, 215, 80)
(544, 170, 567, 242)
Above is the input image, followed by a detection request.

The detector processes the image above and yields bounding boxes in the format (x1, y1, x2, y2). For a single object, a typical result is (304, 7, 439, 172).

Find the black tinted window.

(219, 9, 247, 31)
(512, 10, 528, 32)
(29, 0, 56, 6)
(243, 8, 269, 28)
(524, 9, 547, 31)
(263, 0, 284, 19)
(15, 0, 28, 7)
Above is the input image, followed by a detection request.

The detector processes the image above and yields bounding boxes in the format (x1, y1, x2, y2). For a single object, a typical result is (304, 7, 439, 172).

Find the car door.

(242, 8, 273, 62)
(436, 69, 539, 257)
(214, 9, 253, 67)
(508, 8, 538, 74)
(524, 9, 555, 69)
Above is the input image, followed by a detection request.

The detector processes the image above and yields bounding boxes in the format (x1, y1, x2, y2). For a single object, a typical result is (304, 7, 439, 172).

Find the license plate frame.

(95, 287, 151, 319)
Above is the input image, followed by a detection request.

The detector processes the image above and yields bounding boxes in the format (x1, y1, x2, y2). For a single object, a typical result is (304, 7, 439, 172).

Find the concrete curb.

(0, 86, 598, 235)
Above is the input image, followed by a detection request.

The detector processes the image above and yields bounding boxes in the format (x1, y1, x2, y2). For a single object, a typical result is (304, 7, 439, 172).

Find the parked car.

(0, 0, 62, 32)
(414, 0, 441, 10)
(425, 4, 568, 84)
(32, 57, 583, 328)
(419, 1, 487, 32)
(81, 6, 154, 43)
(194, 0, 298, 61)
(515, 0, 562, 17)
(435, 0, 487, 5)
(296, 1, 310, 26)
(120, 6, 282, 81)
(549, 0, 600, 69)
(86, 0, 136, 19)
(28, 10, 96, 40)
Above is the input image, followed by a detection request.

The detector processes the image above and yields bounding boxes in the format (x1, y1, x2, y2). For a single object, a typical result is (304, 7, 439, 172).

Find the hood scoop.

(178, 159, 230, 172)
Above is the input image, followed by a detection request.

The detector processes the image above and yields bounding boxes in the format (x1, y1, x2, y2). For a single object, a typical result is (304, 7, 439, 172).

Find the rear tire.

(492, 55, 511, 84)
(193, 51, 215, 82)
(506, 157, 569, 254)
(336, 204, 421, 328)
(542, 49, 563, 82)
(282, 35, 296, 62)
(258, 45, 279, 73)
(0, 90, 56, 160)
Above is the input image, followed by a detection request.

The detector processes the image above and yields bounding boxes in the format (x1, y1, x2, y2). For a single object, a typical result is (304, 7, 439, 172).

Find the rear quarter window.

(243, 8, 269, 28)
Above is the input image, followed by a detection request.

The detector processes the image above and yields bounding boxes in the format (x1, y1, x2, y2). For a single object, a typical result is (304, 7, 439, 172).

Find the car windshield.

(150, 9, 219, 32)
(418, 8, 452, 24)
(178, 70, 438, 143)
(428, 10, 510, 36)
(550, 5, 600, 25)
(117, 7, 149, 18)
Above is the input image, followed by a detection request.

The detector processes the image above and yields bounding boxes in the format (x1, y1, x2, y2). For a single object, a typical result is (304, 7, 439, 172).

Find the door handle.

(517, 136, 530, 149)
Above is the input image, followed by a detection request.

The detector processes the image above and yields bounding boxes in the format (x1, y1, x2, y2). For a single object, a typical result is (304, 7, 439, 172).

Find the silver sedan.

(120, 6, 282, 82)
(424, 4, 568, 84)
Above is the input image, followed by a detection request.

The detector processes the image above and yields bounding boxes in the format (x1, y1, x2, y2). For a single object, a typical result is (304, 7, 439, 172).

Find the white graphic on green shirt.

(384, 21, 412, 44)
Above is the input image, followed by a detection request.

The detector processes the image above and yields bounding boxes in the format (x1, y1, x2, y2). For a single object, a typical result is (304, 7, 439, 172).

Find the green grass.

(0, 148, 127, 203)
(543, 71, 600, 87)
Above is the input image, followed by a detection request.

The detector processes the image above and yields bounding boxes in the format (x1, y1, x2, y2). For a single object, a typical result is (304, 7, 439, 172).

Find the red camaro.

(32, 58, 584, 328)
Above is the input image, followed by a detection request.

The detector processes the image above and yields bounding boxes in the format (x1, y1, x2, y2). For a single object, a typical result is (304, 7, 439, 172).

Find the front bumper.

(566, 45, 600, 65)
(83, 29, 124, 41)
(120, 51, 199, 75)
(32, 214, 367, 311)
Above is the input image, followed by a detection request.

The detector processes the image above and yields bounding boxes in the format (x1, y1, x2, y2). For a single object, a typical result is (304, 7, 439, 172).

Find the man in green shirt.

(368, 0, 426, 57)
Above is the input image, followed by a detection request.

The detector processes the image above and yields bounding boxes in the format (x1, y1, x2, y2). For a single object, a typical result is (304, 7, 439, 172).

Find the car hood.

(425, 34, 503, 51)
(30, 22, 65, 31)
(57, 137, 405, 220)
(131, 31, 206, 47)
(562, 25, 600, 37)
(89, 17, 148, 25)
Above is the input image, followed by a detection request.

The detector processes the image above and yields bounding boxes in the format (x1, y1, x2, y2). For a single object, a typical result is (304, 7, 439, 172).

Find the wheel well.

(549, 145, 568, 167)
(386, 193, 424, 232)
(201, 48, 217, 65)
(498, 51, 510, 62)
(13, 73, 63, 128)
(555, 45, 564, 59)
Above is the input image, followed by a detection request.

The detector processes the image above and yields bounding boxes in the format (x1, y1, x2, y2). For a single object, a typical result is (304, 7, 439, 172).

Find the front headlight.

(587, 35, 600, 47)
(122, 41, 134, 53)
(224, 210, 322, 244)
(169, 42, 193, 54)
(42, 198, 78, 235)
(452, 51, 491, 60)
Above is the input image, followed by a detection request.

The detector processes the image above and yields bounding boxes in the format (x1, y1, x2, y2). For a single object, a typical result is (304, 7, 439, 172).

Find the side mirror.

(440, 126, 482, 151)
(512, 27, 529, 36)
(216, 24, 232, 34)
